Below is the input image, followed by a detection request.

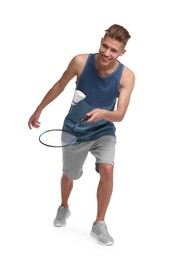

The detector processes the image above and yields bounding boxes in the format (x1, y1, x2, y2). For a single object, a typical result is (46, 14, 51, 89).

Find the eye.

(101, 43, 108, 49)
(111, 49, 118, 53)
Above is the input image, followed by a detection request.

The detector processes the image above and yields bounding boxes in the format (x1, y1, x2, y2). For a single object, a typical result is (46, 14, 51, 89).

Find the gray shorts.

(62, 135, 116, 180)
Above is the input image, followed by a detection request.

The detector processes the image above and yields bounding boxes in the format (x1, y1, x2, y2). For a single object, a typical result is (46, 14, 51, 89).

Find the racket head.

(39, 129, 77, 148)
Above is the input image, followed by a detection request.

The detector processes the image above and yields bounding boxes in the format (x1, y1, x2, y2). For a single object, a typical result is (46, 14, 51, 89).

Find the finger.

(28, 120, 41, 129)
(28, 120, 33, 129)
(86, 110, 95, 117)
(86, 114, 96, 122)
(33, 121, 41, 128)
(83, 115, 92, 121)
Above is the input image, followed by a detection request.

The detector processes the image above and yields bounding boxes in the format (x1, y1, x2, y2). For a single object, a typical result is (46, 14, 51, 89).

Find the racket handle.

(70, 115, 92, 131)
(82, 115, 91, 121)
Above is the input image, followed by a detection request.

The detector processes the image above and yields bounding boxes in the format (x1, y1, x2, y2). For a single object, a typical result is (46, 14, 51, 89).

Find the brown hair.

(104, 24, 131, 47)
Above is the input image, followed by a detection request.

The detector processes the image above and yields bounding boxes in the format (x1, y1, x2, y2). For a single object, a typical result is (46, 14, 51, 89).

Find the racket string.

(39, 129, 77, 147)
(39, 115, 90, 147)
(61, 131, 77, 145)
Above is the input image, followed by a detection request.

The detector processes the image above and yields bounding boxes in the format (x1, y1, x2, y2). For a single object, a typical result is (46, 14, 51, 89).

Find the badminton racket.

(39, 115, 90, 147)
(39, 90, 88, 148)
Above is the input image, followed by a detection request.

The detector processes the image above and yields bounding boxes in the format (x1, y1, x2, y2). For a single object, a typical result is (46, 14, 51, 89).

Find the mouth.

(101, 54, 110, 63)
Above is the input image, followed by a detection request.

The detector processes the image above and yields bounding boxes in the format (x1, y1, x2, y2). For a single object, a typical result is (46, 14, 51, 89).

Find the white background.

(0, 0, 175, 259)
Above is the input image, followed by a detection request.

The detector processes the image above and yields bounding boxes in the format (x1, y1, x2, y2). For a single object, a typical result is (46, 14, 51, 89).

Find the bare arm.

(87, 67, 135, 122)
(28, 57, 79, 129)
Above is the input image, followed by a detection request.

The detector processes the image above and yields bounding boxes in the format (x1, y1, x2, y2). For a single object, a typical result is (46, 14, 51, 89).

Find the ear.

(120, 49, 126, 56)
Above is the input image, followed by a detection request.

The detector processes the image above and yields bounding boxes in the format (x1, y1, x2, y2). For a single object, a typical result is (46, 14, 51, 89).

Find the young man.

(28, 24, 135, 246)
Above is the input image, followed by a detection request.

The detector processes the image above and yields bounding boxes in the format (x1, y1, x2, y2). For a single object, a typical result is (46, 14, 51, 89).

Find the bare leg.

(95, 164, 113, 223)
(60, 173, 73, 208)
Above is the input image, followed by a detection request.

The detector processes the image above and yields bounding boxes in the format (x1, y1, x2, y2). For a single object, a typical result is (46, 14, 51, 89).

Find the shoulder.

(69, 54, 90, 77)
(71, 54, 89, 66)
(122, 66, 135, 80)
(120, 65, 135, 89)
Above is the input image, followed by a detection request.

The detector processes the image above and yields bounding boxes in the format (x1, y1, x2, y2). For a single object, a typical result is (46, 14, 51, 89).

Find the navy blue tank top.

(63, 53, 124, 142)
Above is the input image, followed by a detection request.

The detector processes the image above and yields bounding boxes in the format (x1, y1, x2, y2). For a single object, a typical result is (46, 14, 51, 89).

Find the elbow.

(104, 110, 125, 122)
(114, 111, 126, 122)
(116, 115, 124, 122)
(115, 109, 127, 122)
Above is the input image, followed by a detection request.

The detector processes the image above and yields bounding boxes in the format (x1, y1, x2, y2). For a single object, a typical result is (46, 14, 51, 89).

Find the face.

(98, 36, 126, 66)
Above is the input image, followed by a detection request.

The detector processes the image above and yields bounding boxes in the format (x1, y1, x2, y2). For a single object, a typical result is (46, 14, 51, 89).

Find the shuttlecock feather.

(72, 90, 86, 105)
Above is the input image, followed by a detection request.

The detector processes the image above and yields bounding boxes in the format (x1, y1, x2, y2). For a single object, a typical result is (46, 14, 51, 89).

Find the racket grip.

(83, 115, 91, 121)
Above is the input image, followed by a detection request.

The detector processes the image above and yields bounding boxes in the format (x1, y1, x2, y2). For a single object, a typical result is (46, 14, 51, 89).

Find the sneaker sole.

(90, 231, 114, 246)
(54, 222, 67, 227)
(53, 211, 71, 227)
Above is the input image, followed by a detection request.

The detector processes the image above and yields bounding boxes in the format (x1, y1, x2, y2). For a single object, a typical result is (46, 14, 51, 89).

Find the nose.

(104, 48, 110, 56)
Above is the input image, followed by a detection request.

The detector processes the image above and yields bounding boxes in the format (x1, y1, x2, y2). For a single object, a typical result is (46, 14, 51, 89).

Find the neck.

(95, 54, 119, 76)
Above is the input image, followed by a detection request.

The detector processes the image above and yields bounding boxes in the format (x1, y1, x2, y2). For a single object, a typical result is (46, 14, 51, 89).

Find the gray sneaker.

(90, 221, 114, 246)
(53, 206, 71, 227)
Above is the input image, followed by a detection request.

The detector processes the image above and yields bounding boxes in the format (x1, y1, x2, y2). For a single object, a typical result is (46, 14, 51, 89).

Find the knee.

(62, 173, 73, 184)
(98, 164, 113, 181)
(99, 164, 114, 174)
(62, 169, 83, 180)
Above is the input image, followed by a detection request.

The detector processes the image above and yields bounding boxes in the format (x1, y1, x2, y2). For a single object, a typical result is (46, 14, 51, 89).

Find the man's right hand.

(28, 111, 41, 129)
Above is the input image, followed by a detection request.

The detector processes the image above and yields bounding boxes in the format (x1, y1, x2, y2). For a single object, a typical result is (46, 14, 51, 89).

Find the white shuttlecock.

(72, 90, 86, 105)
